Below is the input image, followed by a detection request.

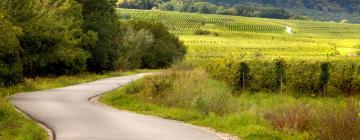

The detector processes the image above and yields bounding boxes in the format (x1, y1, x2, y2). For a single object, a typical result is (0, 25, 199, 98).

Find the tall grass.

(265, 104, 313, 132)
(101, 64, 360, 139)
(266, 100, 360, 139)
(0, 98, 47, 140)
(133, 66, 236, 115)
(314, 100, 360, 140)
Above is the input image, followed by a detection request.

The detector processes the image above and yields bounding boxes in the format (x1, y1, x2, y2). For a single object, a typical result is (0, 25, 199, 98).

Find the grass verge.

(100, 67, 360, 140)
(0, 69, 152, 140)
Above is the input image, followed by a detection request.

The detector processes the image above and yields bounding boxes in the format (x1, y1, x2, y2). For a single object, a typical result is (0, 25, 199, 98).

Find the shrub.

(193, 30, 219, 36)
(201, 57, 360, 96)
(128, 64, 235, 115)
(313, 100, 360, 140)
(194, 79, 235, 115)
(247, 59, 276, 92)
(329, 60, 360, 95)
(286, 60, 321, 94)
(264, 104, 313, 132)
(124, 80, 143, 95)
(193, 29, 211, 35)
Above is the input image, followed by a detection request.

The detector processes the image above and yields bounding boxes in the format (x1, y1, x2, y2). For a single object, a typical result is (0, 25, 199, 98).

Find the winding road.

(11, 74, 223, 140)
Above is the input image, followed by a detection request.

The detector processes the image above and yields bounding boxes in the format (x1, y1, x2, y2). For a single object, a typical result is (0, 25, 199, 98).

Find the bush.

(193, 30, 211, 35)
(125, 65, 235, 115)
(193, 30, 219, 36)
(313, 100, 360, 140)
(265, 104, 313, 132)
(286, 60, 321, 94)
(329, 60, 360, 95)
(201, 57, 360, 96)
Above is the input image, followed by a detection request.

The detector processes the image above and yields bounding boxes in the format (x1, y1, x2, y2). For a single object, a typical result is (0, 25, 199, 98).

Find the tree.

(233, 61, 251, 92)
(129, 20, 187, 69)
(119, 28, 155, 69)
(1, 0, 89, 76)
(0, 13, 22, 86)
(76, 0, 124, 73)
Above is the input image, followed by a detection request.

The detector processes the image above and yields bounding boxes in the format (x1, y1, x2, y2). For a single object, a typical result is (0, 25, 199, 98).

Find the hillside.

(210, 0, 360, 23)
(118, 8, 360, 58)
(208, 0, 360, 13)
(113, 8, 360, 140)
(116, 0, 360, 23)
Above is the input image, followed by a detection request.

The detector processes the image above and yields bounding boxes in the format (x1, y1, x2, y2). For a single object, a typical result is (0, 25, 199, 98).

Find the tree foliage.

(0, 0, 186, 86)
(76, 0, 124, 73)
(0, 14, 22, 86)
(1, 0, 89, 76)
(121, 20, 187, 69)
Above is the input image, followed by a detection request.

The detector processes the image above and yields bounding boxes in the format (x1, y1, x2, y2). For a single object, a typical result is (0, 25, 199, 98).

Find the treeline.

(0, 0, 186, 86)
(198, 58, 360, 96)
(118, 0, 292, 19)
(206, 0, 360, 14)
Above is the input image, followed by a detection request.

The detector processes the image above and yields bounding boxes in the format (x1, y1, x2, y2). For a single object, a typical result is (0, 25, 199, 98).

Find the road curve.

(11, 74, 222, 140)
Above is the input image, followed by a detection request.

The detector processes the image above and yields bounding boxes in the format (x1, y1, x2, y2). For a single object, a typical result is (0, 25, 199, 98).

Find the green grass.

(0, 69, 152, 140)
(100, 80, 355, 139)
(100, 69, 360, 139)
(117, 8, 360, 58)
(0, 98, 47, 140)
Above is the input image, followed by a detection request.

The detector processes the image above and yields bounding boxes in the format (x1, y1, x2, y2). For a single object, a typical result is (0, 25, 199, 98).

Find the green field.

(109, 9, 360, 140)
(117, 9, 360, 96)
(117, 8, 360, 58)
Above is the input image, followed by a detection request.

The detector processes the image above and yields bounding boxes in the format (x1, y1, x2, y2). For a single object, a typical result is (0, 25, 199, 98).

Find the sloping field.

(117, 8, 360, 58)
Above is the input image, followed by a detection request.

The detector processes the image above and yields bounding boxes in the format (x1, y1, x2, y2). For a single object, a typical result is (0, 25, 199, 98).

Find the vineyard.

(117, 8, 360, 95)
(117, 8, 360, 58)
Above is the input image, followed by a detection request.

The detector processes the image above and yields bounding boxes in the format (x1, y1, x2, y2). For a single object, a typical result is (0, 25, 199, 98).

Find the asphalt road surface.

(11, 74, 223, 140)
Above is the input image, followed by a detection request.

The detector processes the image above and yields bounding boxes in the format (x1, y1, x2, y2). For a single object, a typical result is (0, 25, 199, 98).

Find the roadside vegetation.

(1, 1, 360, 140)
(0, 0, 183, 139)
(101, 63, 360, 140)
(0, 69, 152, 140)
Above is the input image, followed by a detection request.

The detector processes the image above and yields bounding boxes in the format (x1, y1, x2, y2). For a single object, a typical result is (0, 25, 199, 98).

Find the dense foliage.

(196, 57, 360, 96)
(76, 0, 124, 73)
(2, 0, 89, 77)
(128, 21, 186, 69)
(0, 0, 185, 86)
(119, 21, 186, 69)
(0, 15, 22, 86)
(102, 64, 360, 139)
